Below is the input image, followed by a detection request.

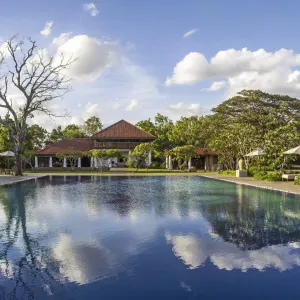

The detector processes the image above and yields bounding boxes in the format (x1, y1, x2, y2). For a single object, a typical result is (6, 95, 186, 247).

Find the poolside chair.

(282, 174, 297, 181)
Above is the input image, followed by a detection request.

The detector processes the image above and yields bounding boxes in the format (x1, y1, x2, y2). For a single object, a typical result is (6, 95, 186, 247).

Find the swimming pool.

(1, 176, 300, 299)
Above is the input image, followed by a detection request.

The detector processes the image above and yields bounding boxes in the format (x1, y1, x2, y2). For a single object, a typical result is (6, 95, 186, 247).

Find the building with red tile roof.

(35, 120, 155, 168)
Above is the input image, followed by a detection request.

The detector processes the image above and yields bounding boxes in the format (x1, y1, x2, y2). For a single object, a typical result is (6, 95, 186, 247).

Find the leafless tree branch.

(0, 35, 74, 175)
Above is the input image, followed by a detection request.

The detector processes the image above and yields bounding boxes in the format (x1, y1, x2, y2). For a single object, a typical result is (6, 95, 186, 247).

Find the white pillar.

(188, 157, 192, 170)
(90, 157, 94, 168)
(148, 151, 152, 166)
(35, 156, 38, 168)
(63, 157, 67, 168)
(168, 155, 173, 170)
(49, 157, 53, 168)
(78, 157, 81, 168)
(205, 156, 209, 170)
(166, 156, 169, 169)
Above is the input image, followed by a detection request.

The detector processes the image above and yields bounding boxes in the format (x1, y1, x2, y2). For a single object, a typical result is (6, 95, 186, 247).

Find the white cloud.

(52, 32, 73, 46)
(166, 48, 300, 97)
(83, 3, 99, 17)
(112, 101, 121, 110)
(56, 35, 118, 81)
(0, 41, 10, 57)
(166, 102, 204, 117)
(40, 21, 54, 36)
(183, 28, 199, 38)
(84, 101, 100, 119)
(125, 99, 139, 111)
(202, 81, 226, 92)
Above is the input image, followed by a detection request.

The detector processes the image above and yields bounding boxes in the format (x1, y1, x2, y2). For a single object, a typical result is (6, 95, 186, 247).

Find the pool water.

(1, 176, 300, 299)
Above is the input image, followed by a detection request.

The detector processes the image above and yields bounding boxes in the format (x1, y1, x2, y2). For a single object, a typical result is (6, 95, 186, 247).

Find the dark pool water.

(1, 176, 300, 299)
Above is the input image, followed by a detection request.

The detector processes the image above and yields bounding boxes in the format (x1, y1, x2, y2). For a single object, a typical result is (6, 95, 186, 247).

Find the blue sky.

(1, 0, 300, 128)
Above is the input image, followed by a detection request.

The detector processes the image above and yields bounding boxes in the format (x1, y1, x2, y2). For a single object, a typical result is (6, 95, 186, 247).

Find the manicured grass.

(25, 168, 217, 176)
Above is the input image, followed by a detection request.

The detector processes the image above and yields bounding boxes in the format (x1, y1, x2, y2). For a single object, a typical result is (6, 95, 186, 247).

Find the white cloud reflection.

(166, 233, 300, 272)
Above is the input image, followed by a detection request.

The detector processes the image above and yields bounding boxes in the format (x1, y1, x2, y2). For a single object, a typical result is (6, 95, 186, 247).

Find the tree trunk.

(14, 152, 23, 176)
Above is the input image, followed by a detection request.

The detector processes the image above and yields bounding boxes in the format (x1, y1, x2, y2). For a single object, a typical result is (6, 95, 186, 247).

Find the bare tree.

(0, 36, 74, 175)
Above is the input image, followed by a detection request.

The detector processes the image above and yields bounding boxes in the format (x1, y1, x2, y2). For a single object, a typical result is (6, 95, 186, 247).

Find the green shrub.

(253, 170, 268, 180)
(218, 170, 236, 176)
(149, 162, 161, 169)
(265, 172, 282, 181)
(253, 171, 282, 181)
(125, 161, 135, 168)
(294, 176, 300, 185)
(248, 166, 275, 177)
(189, 166, 197, 172)
(160, 162, 167, 169)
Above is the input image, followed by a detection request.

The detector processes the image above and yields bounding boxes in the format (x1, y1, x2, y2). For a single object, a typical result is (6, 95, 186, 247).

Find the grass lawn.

(25, 168, 217, 176)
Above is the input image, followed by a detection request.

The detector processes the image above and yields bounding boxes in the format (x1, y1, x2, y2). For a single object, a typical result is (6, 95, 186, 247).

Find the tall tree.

(47, 125, 64, 144)
(25, 124, 49, 150)
(84, 116, 103, 136)
(136, 119, 156, 136)
(136, 114, 174, 153)
(208, 90, 300, 169)
(62, 124, 85, 139)
(169, 116, 205, 147)
(0, 36, 73, 175)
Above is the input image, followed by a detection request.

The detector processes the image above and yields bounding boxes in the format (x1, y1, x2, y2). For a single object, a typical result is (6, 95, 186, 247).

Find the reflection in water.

(1, 176, 300, 299)
(166, 234, 300, 271)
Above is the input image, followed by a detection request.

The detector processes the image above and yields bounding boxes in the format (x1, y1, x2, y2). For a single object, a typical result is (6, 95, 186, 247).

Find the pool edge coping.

(0, 175, 48, 187)
(199, 174, 300, 196)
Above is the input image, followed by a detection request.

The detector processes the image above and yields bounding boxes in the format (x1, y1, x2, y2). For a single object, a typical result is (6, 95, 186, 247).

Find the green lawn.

(25, 168, 217, 176)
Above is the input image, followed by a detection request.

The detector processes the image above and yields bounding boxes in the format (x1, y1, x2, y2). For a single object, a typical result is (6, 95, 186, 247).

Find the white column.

(35, 156, 38, 168)
(188, 157, 192, 170)
(168, 155, 173, 170)
(205, 156, 209, 170)
(166, 156, 169, 169)
(78, 157, 81, 168)
(49, 157, 53, 168)
(63, 157, 67, 168)
(148, 151, 152, 166)
(90, 157, 94, 168)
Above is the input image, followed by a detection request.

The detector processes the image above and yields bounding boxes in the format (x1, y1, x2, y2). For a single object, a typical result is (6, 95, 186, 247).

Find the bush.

(253, 170, 268, 180)
(295, 176, 300, 185)
(218, 170, 236, 176)
(125, 160, 135, 168)
(189, 166, 197, 172)
(248, 166, 275, 177)
(149, 162, 161, 169)
(253, 170, 282, 181)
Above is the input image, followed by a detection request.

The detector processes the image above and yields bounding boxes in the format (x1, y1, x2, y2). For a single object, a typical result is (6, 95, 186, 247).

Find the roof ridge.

(92, 119, 155, 138)
(91, 120, 124, 137)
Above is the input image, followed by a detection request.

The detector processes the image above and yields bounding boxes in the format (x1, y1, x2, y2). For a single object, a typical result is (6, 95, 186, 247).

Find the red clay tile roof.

(37, 139, 94, 155)
(92, 120, 155, 140)
(197, 147, 217, 156)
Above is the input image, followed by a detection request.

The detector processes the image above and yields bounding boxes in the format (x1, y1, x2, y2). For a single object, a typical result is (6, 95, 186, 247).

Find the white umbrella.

(283, 146, 300, 155)
(0, 151, 14, 169)
(0, 151, 15, 157)
(244, 148, 265, 157)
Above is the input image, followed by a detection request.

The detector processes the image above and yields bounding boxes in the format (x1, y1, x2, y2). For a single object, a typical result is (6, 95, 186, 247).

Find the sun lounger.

(282, 174, 297, 181)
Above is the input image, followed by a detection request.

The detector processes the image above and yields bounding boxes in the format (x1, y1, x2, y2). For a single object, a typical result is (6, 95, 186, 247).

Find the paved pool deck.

(200, 174, 300, 195)
(0, 175, 46, 186)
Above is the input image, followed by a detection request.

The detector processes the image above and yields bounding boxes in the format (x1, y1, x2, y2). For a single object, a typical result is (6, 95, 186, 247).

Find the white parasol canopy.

(283, 146, 300, 155)
(0, 151, 15, 157)
(244, 148, 265, 157)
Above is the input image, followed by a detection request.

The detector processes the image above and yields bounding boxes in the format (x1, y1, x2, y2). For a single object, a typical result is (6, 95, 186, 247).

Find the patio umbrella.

(283, 146, 300, 155)
(244, 148, 265, 157)
(0, 151, 15, 169)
